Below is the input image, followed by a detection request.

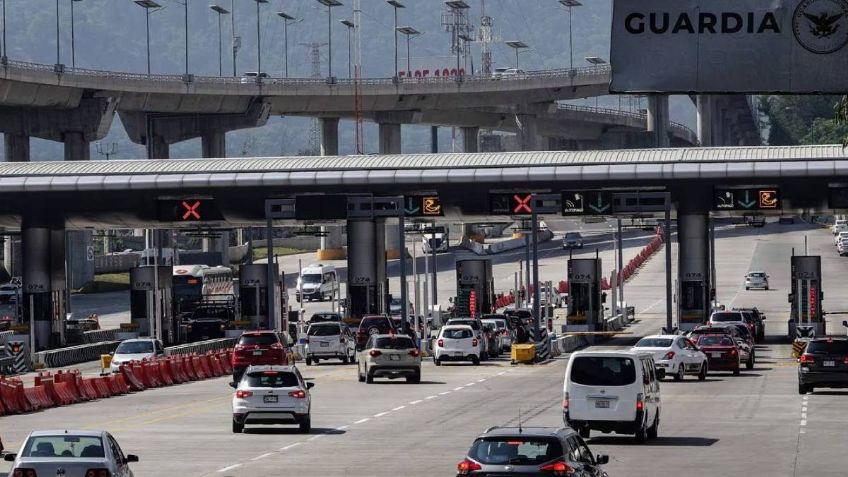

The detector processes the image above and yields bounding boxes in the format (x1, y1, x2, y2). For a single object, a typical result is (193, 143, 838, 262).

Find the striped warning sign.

(792, 340, 808, 359)
(6, 340, 31, 374)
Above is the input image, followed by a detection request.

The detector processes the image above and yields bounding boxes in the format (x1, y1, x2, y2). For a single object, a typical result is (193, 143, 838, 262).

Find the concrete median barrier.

(35, 341, 120, 368)
(83, 329, 119, 343)
(166, 337, 237, 356)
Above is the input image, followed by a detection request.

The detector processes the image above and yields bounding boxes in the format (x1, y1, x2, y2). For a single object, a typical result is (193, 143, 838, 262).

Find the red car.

(231, 331, 290, 382)
(695, 334, 741, 375)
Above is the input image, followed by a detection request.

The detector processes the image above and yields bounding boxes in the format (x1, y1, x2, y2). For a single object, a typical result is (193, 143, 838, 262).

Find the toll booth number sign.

(157, 199, 224, 222)
(713, 188, 780, 211)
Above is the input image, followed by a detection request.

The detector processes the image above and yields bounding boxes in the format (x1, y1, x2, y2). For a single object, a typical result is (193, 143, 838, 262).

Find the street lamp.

(254, 0, 268, 80)
(181, 0, 189, 77)
(445, 1, 470, 79)
(1, 0, 6, 64)
(396, 26, 420, 79)
(585, 56, 606, 107)
(387, 1, 405, 78)
(277, 12, 295, 78)
(340, 19, 355, 79)
(231, 0, 238, 77)
(210, 5, 230, 77)
(315, 0, 343, 80)
(70, 0, 82, 69)
(54, 0, 61, 69)
(559, 0, 581, 71)
(505, 40, 528, 69)
(134, 0, 161, 75)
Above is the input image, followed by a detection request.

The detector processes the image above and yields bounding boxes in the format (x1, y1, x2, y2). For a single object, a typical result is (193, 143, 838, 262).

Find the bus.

(172, 265, 234, 316)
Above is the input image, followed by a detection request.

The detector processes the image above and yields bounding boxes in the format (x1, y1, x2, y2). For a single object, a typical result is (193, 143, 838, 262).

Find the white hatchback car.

(833, 219, 848, 235)
(304, 322, 355, 365)
(110, 338, 165, 373)
(357, 334, 421, 383)
(231, 365, 313, 434)
(632, 335, 708, 381)
(433, 325, 482, 366)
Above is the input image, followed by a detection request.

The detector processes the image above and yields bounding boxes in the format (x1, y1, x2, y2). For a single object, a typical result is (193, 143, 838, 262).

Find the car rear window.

(748, 273, 765, 278)
(374, 337, 415, 349)
(634, 338, 673, 348)
(469, 437, 563, 466)
(806, 340, 848, 354)
(309, 313, 340, 323)
(239, 334, 279, 346)
(449, 319, 481, 330)
(245, 371, 299, 388)
(711, 312, 742, 322)
(443, 328, 473, 339)
(115, 341, 154, 354)
(697, 335, 735, 346)
(570, 356, 636, 386)
(308, 324, 340, 336)
(23, 436, 104, 458)
(361, 318, 391, 330)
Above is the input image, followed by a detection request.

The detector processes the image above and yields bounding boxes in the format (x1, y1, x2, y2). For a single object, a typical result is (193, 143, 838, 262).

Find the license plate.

(595, 400, 610, 409)
(320, 342, 329, 347)
(711, 352, 722, 358)
(824, 360, 836, 367)
(390, 355, 401, 361)
(253, 350, 264, 356)
(263, 395, 278, 404)
(453, 352, 463, 356)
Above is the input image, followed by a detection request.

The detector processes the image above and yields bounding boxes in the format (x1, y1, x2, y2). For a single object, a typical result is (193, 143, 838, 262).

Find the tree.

(760, 95, 842, 145)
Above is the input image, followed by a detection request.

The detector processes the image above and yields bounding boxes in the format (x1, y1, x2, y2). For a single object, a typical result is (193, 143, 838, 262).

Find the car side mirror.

(229, 382, 237, 389)
(125, 455, 139, 463)
(4, 454, 16, 462)
(306, 382, 315, 389)
(595, 454, 609, 465)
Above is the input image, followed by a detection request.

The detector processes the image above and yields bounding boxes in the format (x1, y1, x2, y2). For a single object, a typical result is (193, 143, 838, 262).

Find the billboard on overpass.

(610, 0, 848, 93)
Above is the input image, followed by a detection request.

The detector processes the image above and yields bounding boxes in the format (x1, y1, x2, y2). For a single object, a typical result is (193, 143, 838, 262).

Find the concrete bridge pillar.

(647, 95, 670, 148)
(62, 132, 90, 161)
(149, 135, 170, 159)
(461, 127, 479, 153)
(62, 134, 95, 289)
(515, 114, 541, 151)
(431, 126, 439, 153)
(379, 123, 402, 155)
(22, 221, 67, 350)
(346, 220, 387, 322)
(696, 96, 715, 147)
(320, 117, 340, 156)
(317, 117, 346, 260)
(4, 133, 30, 162)
(201, 131, 226, 158)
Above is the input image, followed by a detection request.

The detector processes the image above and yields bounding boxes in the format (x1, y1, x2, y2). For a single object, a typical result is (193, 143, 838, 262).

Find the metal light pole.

(254, 0, 268, 79)
(316, 0, 343, 79)
(340, 19, 354, 79)
(559, 0, 581, 70)
(183, 0, 189, 76)
(396, 26, 420, 78)
(387, 1, 404, 77)
(277, 12, 295, 78)
(134, 1, 160, 75)
(506, 40, 528, 69)
(55, 0, 61, 67)
(231, 0, 237, 77)
(70, 0, 82, 69)
(585, 56, 607, 108)
(1, 0, 6, 63)
(210, 5, 230, 77)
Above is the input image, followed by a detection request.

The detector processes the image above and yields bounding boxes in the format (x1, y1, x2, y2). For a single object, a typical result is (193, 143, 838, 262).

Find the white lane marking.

(800, 429, 806, 434)
(409, 400, 423, 405)
(440, 391, 451, 395)
(354, 418, 371, 424)
(640, 298, 664, 314)
(802, 406, 807, 412)
(454, 387, 464, 391)
(801, 413, 807, 420)
(392, 405, 406, 411)
(477, 379, 486, 383)
(308, 435, 325, 441)
(800, 420, 807, 426)
(280, 443, 301, 451)
(374, 412, 389, 418)
(425, 395, 438, 400)
(496, 372, 506, 376)
(217, 464, 242, 473)
(336, 425, 349, 431)
(250, 453, 274, 461)
(466, 382, 476, 386)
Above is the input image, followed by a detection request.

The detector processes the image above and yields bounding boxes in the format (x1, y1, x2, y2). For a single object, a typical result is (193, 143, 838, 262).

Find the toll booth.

(789, 256, 825, 338)
(455, 260, 494, 318)
(239, 264, 286, 332)
(347, 220, 383, 324)
(566, 258, 603, 332)
(129, 266, 174, 344)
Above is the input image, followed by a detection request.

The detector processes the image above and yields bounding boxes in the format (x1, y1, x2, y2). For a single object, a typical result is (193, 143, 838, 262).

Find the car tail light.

(13, 470, 37, 477)
(408, 349, 420, 357)
(636, 393, 644, 412)
(456, 459, 482, 475)
(288, 390, 307, 399)
(729, 348, 738, 356)
(220, 324, 226, 331)
(369, 350, 382, 358)
(437, 339, 444, 348)
(235, 390, 253, 399)
(472, 338, 479, 347)
(663, 351, 675, 360)
(539, 460, 572, 476)
(844, 356, 848, 365)
(563, 392, 569, 410)
(799, 354, 815, 364)
(85, 470, 111, 477)
(186, 324, 193, 332)
(271, 342, 283, 349)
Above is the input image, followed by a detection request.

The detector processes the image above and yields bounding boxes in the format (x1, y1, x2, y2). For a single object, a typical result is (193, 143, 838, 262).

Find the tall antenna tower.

(301, 42, 328, 155)
(478, 0, 494, 76)
(353, 0, 364, 154)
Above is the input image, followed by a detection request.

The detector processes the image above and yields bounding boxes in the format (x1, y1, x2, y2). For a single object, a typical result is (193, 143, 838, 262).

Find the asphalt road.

(3, 222, 846, 477)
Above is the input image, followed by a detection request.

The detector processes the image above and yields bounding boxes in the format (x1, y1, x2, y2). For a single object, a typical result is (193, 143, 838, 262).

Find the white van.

(563, 350, 661, 443)
(296, 264, 339, 302)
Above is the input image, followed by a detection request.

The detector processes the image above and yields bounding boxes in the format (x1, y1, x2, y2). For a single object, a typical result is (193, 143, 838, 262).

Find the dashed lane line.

(392, 406, 406, 411)
(217, 464, 242, 473)
(409, 400, 423, 405)
(374, 412, 389, 418)
(354, 418, 371, 424)
(250, 453, 274, 461)
(280, 443, 301, 451)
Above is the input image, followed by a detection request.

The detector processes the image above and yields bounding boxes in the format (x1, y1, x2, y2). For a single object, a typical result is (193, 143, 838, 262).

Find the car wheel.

(366, 367, 374, 384)
(579, 427, 590, 439)
(747, 353, 755, 370)
(798, 383, 808, 395)
(232, 421, 243, 434)
(434, 357, 441, 366)
(765, 286, 769, 291)
(674, 364, 685, 382)
(314, 357, 320, 365)
(305, 357, 312, 366)
(471, 355, 480, 366)
(698, 362, 707, 381)
(634, 418, 647, 444)
(299, 414, 311, 433)
(733, 366, 741, 376)
(358, 367, 365, 382)
(647, 413, 659, 440)
(342, 354, 349, 365)
(407, 370, 421, 384)
(745, 287, 750, 290)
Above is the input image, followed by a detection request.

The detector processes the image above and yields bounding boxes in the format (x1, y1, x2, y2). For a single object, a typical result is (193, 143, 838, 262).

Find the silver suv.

(744, 271, 769, 290)
(456, 426, 609, 476)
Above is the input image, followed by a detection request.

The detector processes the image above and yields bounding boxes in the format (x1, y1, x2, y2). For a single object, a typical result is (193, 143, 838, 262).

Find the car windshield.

(115, 341, 154, 354)
(469, 437, 563, 466)
(634, 338, 673, 348)
(244, 371, 299, 388)
(570, 356, 636, 386)
(308, 325, 340, 336)
(711, 312, 742, 322)
(565, 232, 582, 239)
(238, 334, 278, 346)
(806, 340, 848, 354)
(443, 328, 473, 339)
(748, 272, 766, 278)
(374, 337, 415, 349)
(697, 335, 735, 346)
(309, 313, 340, 323)
(301, 274, 321, 284)
(449, 319, 481, 330)
(23, 435, 105, 458)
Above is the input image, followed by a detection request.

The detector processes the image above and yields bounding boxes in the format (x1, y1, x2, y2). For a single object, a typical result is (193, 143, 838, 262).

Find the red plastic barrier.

(193, 356, 208, 380)
(166, 359, 184, 384)
(172, 357, 188, 382)
(80, 378, 99, 400)
(219, 352, 233, 374)
(112, 374, 130, 394)
(54, 371, 83, 402)
(208, 354, 223, 377)
(88, 378, 111, 399)
(24, 385, 54, 410)
(158, 360, 175, 386)
(0, 379, 21, 414)
(144, 361, 162, 388)
(183, 356, 198, 381)
(120, 364, 146, 392)
(54, 382, 79, 405)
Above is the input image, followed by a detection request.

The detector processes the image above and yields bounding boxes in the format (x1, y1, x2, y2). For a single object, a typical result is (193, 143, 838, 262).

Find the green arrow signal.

(588, 193, 610, 213)
(738, 190, 756, 209)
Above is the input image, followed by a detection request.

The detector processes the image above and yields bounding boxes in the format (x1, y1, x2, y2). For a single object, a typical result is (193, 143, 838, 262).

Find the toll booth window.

(130, 290, 148, 318)
(681, 281, 704, 310)
(569, 283, 598, 315)
(241, 288, 268, 316)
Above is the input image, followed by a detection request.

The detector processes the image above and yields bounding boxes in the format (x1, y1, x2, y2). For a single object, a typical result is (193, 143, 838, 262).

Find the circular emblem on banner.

(793, 0, 848, 54)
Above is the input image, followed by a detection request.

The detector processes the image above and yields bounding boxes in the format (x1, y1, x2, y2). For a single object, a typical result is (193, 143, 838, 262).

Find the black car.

(732, 307, 766, 342)
(798, 337, 848, 394)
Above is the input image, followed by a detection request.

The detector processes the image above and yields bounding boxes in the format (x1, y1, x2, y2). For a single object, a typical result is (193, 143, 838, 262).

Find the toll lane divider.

(35, 341, 121, 369)
(83, 329, 119, 344)
(0, 348, 234, 416)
